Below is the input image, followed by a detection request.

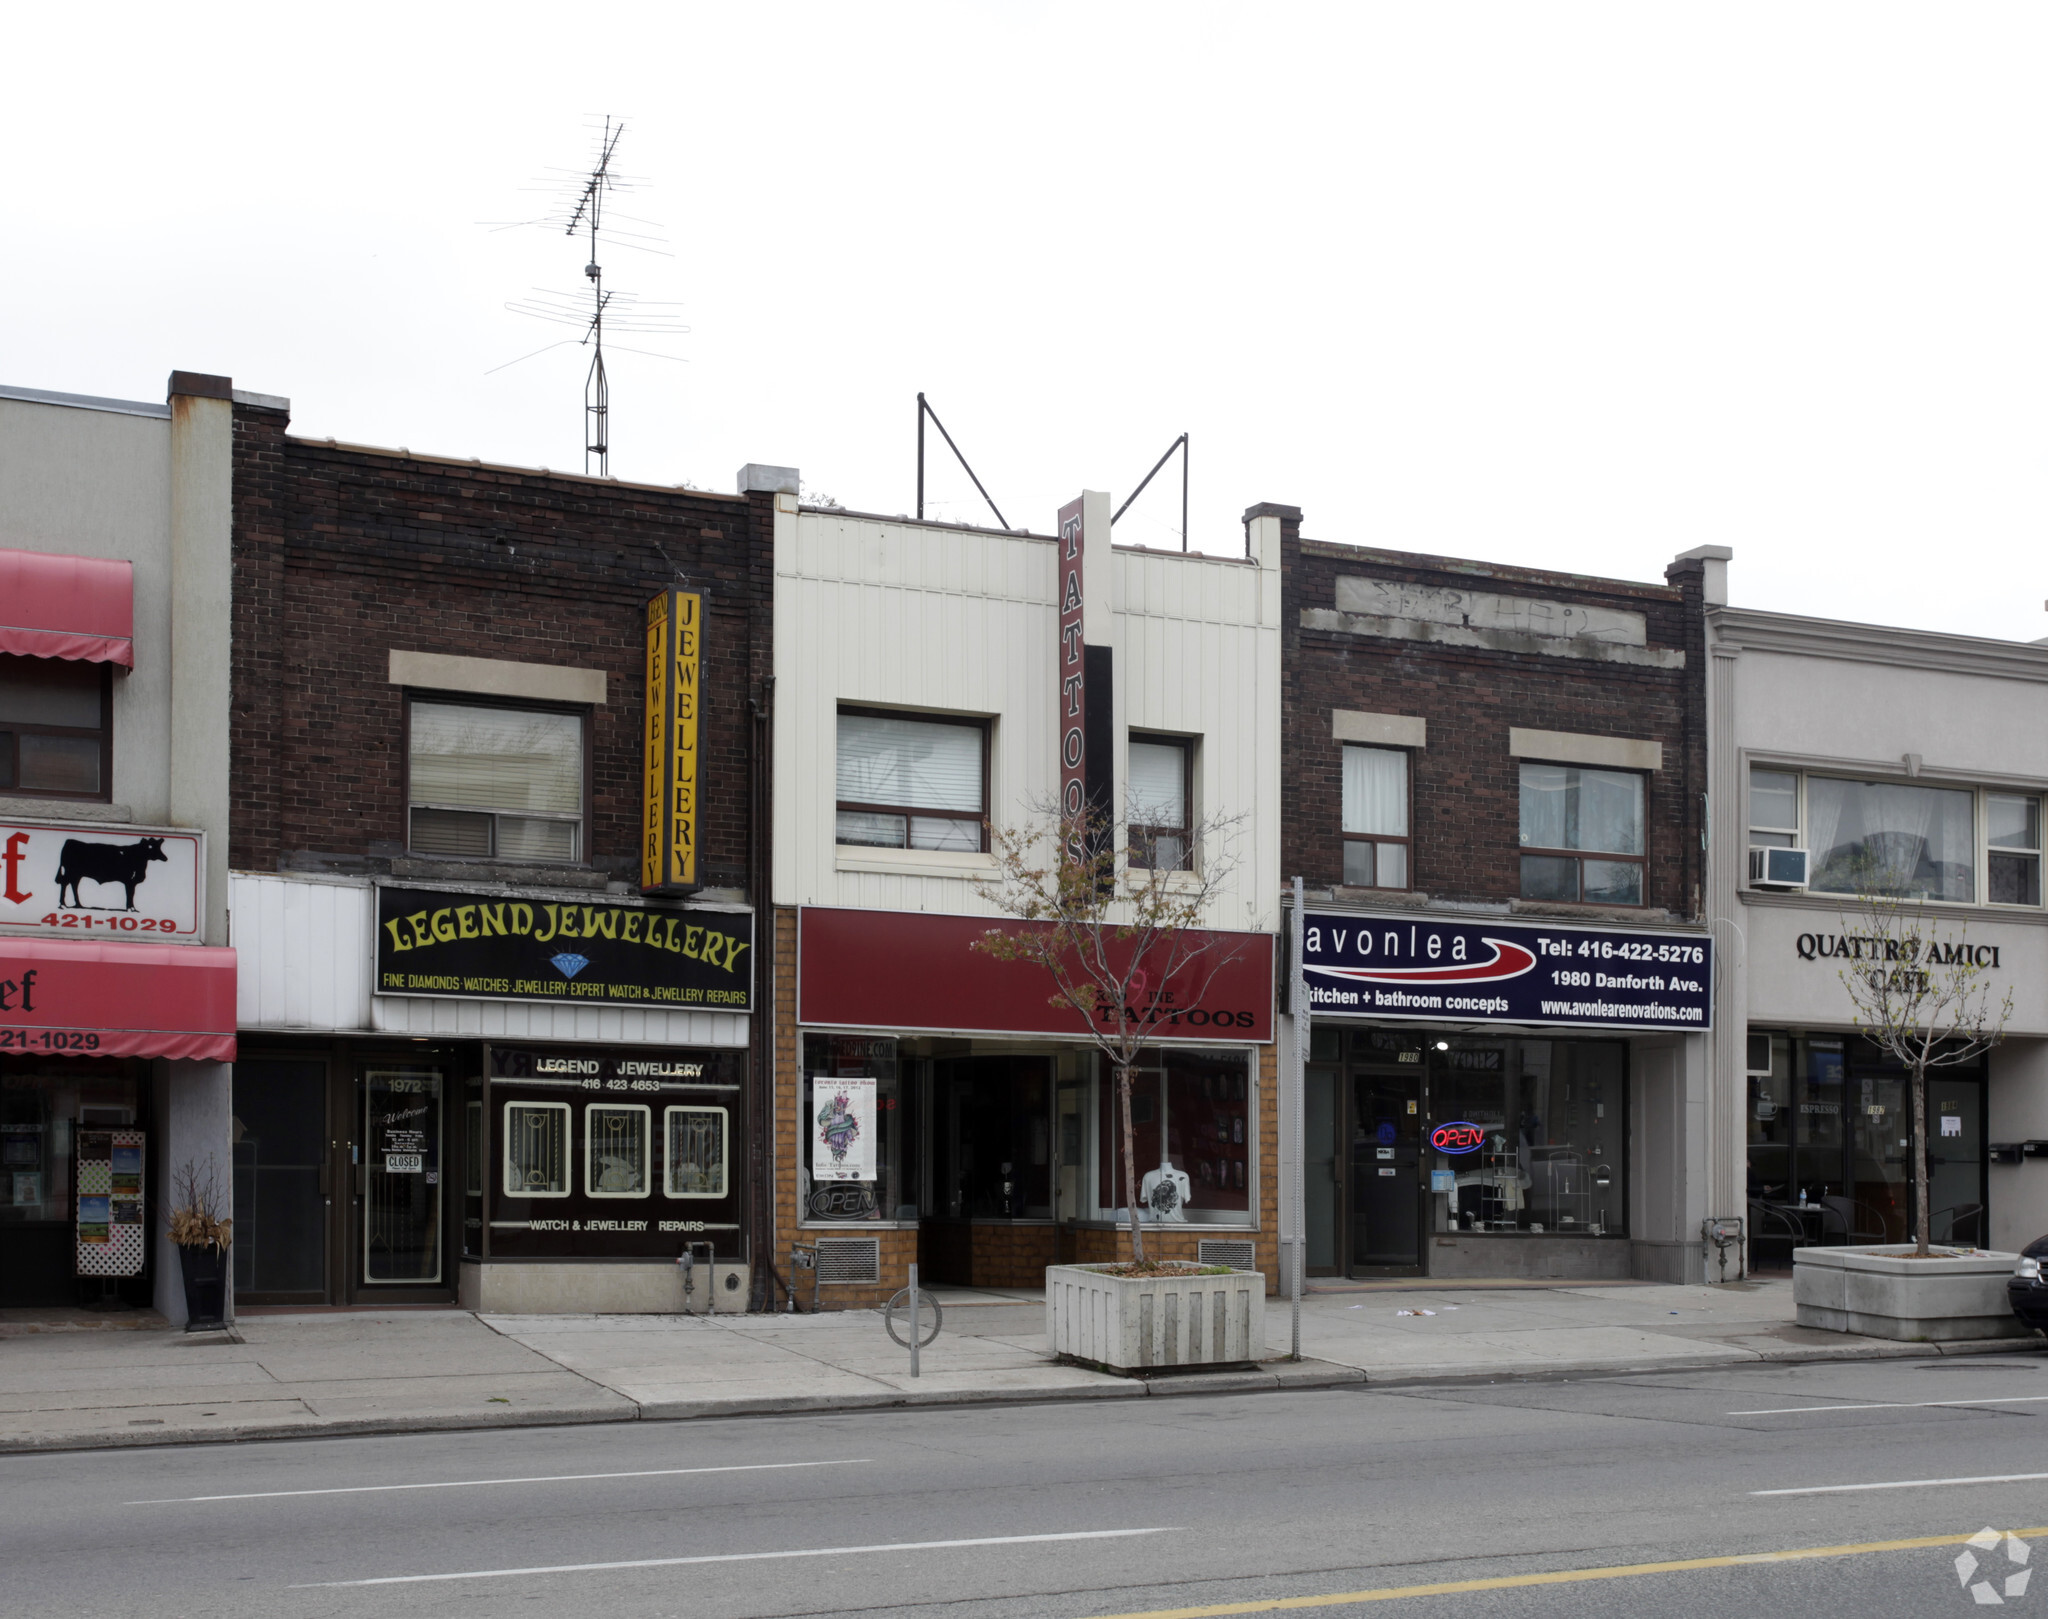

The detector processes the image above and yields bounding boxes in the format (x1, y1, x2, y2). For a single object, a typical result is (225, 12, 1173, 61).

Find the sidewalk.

(1, 1279, 2039, 1453)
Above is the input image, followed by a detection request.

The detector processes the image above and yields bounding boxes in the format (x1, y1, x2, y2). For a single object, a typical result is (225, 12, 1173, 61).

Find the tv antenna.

(486, 117, 687, 478)
(568, 118, 622, 476)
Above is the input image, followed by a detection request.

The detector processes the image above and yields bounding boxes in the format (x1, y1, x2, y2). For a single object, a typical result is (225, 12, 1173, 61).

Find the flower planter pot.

(177, 1243, 229, 1331)
(1792, 1245, 2030, 1341)
(1046, 1263, 1264, 1371)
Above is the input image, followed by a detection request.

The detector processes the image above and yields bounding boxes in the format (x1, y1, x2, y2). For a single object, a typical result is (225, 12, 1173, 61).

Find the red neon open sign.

(1430, 1121, 1484, 1154)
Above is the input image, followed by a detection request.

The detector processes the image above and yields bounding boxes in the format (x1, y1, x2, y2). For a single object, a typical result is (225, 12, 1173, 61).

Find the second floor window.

(408, 699, 585, 862)
(1519, 763, 1644, 906)
(1751, 764, 2041, 906)
(835, 708, 987, 852)
(0, 655, 109, 799)
(1128, 736, 1192, 871)
(1342, 744, 1409, 888)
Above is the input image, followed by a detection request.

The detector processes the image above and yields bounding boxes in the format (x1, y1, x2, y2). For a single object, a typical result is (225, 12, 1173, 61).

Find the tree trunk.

(1117, 1060, 1146, 1265)
(1912, 1060, 1931, 1257)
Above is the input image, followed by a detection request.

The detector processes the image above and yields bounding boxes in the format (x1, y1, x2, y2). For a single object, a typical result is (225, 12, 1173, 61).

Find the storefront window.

(1746, 1031, 1985, 1265)
(2, 1062, 142, 1234)
(487, 1044, 746, 1257)
(585, 1104, 649, 1197)
(802, 1034, 909, 1221)
(1097, 1047, 1253, 1224)
(504, 1101, 571, 1197)
(665, 1107, 726, 1197)
(1427, 1038, 1624, 1236)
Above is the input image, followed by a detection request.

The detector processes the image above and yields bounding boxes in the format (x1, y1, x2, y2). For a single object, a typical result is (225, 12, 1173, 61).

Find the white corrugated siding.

(773, 509, 1280, 930)
(229, 872, 747, 1047)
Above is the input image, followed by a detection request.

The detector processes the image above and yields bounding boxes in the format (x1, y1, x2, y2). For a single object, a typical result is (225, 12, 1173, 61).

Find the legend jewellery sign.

(641, 587, 702, 894)
(375, 885, 752, 1011)
(1301, 912, 1712, 1033)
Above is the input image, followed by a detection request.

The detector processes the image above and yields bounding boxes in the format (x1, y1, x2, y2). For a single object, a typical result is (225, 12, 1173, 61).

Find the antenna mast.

(565, 118, 625, 477)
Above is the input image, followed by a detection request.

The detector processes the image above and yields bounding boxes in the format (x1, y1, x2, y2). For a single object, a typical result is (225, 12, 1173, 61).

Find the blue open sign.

(1430, 1121, 1484, 1155)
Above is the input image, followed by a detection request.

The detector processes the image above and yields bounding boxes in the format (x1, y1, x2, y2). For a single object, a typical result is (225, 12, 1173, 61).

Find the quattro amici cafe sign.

(376, 885, 752, 1012)
(1302, 911, 1711, 1033)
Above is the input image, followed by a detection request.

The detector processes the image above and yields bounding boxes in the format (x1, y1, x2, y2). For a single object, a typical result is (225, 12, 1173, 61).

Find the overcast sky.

(8, 5, 2043, 639)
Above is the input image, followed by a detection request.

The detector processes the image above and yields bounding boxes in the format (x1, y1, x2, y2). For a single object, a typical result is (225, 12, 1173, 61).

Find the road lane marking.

(292, 1527, 1179, 1587)
(129, 1458, 868, 1505)
(1729, 1395, 2048, 1416)
(1755, 1472, 2048, 1497)
(1073, 1527, 2048, 1617)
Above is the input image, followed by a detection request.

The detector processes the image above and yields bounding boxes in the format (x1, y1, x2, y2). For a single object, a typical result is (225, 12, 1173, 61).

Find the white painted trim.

(389, 649, 606, 706)
(1332, 709, 1426, 749)
(1509, 727, 1662, 772)
(832, 847, 998, 879)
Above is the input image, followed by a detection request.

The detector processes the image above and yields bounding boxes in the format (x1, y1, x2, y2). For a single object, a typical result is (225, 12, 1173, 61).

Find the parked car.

(2008, 1235, 2048, 1330)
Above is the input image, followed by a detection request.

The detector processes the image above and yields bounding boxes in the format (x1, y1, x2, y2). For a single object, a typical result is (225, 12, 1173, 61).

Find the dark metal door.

(1350, 1065, 1424, 1271)
(1305, 1065, 1342, 1274)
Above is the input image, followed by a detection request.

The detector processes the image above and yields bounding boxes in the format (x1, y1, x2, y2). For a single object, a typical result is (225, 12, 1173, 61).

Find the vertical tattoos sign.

(642, 588, 702, 893)
(1057, 498, 1086, 849)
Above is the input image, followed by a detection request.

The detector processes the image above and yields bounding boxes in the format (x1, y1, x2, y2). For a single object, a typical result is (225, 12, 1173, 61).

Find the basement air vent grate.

(816, 1237, 881, 1285)
(1197, 1239, 1256, 1271)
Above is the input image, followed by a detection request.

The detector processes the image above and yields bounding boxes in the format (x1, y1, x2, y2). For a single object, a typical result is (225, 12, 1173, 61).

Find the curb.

(3, 1335, 2037, 1455)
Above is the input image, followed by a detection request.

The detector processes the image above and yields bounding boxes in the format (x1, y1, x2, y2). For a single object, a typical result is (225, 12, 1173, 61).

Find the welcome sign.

(1301, 911, 1711, 1033)
(375, 885, 752, 1011)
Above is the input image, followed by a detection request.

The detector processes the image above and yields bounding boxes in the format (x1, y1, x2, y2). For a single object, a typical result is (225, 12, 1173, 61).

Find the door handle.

(354, 1163, 367, 1195)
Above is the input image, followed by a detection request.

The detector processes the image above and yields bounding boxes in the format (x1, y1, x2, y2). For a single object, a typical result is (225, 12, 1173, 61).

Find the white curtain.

(1577, 769, 1644, 855)
(1806, 776, 1848, 885)
(1344, 746, 1408, 836)
(1812, 778, 1972, 899)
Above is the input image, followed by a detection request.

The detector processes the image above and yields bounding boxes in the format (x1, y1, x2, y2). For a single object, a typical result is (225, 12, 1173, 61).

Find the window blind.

(1128, 740, 1188, 828)
(410, 703, 582, 815)
(837, 712, 982, 813)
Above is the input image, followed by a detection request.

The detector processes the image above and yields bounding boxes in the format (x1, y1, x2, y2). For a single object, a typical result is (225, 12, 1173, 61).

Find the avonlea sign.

(0, 821, 204, 942)
(1301, 912, 1712, 1033)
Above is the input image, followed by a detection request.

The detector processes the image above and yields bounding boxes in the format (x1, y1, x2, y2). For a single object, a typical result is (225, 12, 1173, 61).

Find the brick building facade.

(223, 393, 781, 1313)
(1269, 500, 1721, 1284)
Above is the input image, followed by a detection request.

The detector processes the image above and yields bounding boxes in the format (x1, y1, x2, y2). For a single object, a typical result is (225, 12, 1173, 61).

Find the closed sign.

(0, 821, 204, 942)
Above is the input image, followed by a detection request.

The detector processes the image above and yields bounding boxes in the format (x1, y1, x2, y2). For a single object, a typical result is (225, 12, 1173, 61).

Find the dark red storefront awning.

(797, 907, 1274, 1042)
(0, 547, 135, 667)
(0, 938, 236, 1062)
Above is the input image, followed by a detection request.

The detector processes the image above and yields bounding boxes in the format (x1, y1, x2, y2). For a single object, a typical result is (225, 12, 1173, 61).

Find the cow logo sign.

(55, 836, 166, 911)
(0, 821, 204, 943)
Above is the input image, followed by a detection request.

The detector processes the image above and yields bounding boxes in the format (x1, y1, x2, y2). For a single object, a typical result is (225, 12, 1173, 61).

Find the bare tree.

(974, 796, 1248, 1267)
(1836, 886, 2011, 1257)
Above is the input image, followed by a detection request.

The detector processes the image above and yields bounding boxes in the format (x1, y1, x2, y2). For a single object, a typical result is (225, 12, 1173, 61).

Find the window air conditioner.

(1748, 846, 1810, 889)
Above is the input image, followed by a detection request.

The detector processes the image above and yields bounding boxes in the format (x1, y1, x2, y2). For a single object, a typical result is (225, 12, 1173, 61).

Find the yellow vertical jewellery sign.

(641, 588, 701, 892)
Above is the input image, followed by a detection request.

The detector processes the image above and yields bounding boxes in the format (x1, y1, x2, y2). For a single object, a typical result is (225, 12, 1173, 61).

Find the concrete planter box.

(1046, 1263, 1264, 1371)
(1792, 1246, 2031, 1341)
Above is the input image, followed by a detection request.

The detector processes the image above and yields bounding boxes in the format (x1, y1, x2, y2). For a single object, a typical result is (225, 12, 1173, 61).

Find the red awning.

(0, 548, 135, 667)
(797, 907, 1275, 1042)
(0, 938, 235, 1062)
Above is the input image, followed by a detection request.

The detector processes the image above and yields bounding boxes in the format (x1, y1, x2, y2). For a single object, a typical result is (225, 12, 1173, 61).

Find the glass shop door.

(1350, 1061, 1425, 1273)
(357, 1064, 447, 1296)
(1305, 1064, 1343, 1275)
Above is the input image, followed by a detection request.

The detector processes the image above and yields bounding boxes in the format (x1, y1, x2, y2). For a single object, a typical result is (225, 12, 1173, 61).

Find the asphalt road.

(8, 1353, 2048, 1619)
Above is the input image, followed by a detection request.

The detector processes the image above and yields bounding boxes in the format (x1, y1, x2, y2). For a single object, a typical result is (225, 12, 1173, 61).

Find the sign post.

(1289, 877, 1305, 1361)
